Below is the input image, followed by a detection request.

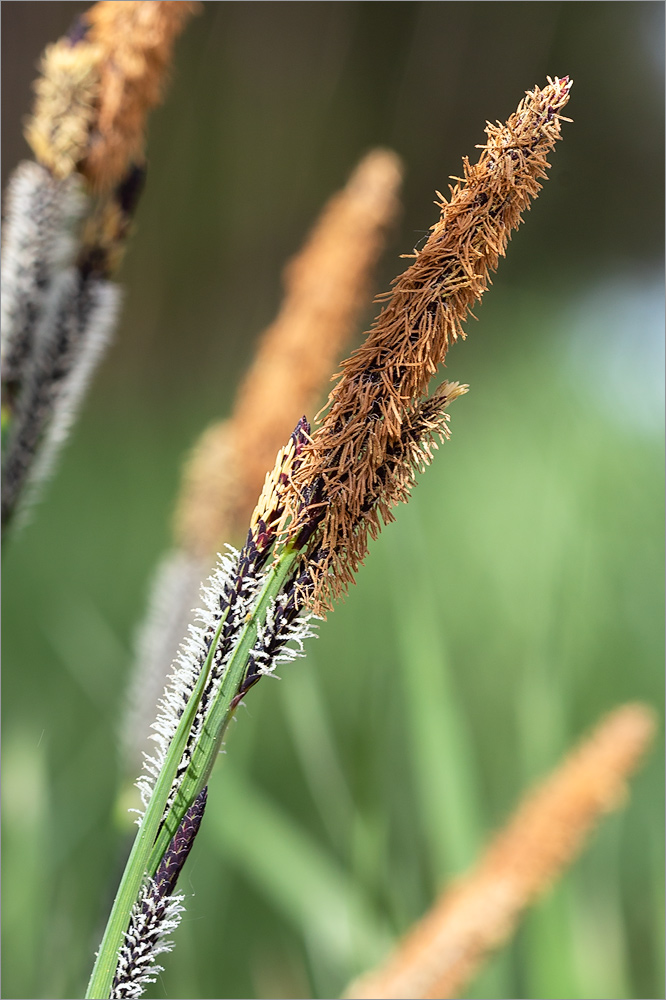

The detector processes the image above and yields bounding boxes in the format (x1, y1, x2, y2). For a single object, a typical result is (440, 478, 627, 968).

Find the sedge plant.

(83, 76, 573, 998)
(3, 6, 661, 1000)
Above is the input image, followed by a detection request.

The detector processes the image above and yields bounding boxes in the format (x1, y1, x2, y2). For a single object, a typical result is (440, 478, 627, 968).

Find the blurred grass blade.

(205, 764, 391, 979)
(279, 660, 356, 846)
(389, 509, 483, 879)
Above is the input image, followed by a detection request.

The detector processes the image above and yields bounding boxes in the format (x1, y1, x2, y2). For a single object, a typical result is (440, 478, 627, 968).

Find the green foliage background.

(2, 3, 664, 999)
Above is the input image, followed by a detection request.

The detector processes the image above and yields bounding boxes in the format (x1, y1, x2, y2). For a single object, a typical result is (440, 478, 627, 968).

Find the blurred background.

(2, 3, 664, 999)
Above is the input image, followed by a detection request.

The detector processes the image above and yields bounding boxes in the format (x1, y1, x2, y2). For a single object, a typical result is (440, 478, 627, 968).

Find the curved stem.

(147, 544, 299, 873)
(86, 542, 299, 998)
(85, 606, 227, 999)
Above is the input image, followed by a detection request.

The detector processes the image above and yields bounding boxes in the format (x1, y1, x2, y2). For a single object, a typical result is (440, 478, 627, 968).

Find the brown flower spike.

(288, 77, 572, 612)
(346, 703, 655, 1000)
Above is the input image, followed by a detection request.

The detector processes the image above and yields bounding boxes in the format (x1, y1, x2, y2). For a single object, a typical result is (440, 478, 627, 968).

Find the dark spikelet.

(285, 77, 572, 611)
(111, 789, 208, 999)
(155, 787, 208, 897)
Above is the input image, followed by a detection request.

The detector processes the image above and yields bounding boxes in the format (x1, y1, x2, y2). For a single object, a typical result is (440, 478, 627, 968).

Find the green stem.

(85, 606, 227, 999)
(86, 541, 299, 998)
(147, 543, 299, 874)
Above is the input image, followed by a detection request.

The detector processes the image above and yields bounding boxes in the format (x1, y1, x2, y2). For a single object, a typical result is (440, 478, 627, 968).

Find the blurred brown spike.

(346, 703, 656, 1000)
(287, 78, 572, 612)
(82, 0, 200, 190)
(174, 149, 403, 558)
(174, 422, 240, 562)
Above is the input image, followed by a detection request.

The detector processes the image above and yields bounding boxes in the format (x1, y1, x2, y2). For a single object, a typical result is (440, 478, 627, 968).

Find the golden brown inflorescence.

(287, 77, 572, 613)
(174, 149, 403, 559)
(23, 39, 100, 181)
(346, 703, 655, 1000)
(26, 1, 200, 193)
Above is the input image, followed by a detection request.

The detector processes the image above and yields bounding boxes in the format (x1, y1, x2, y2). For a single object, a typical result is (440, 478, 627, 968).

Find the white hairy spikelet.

(1, 161, 86, 381)
(253, 597, 319, 678)
(110, 879, 185, 1000)
(136, 546, 246, 813)
(132, 546, 320, 818)
(122, 548, 211, 773)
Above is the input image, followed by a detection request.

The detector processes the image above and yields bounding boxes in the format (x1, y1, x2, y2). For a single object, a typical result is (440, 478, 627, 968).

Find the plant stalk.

(86, 542, 299, 998)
